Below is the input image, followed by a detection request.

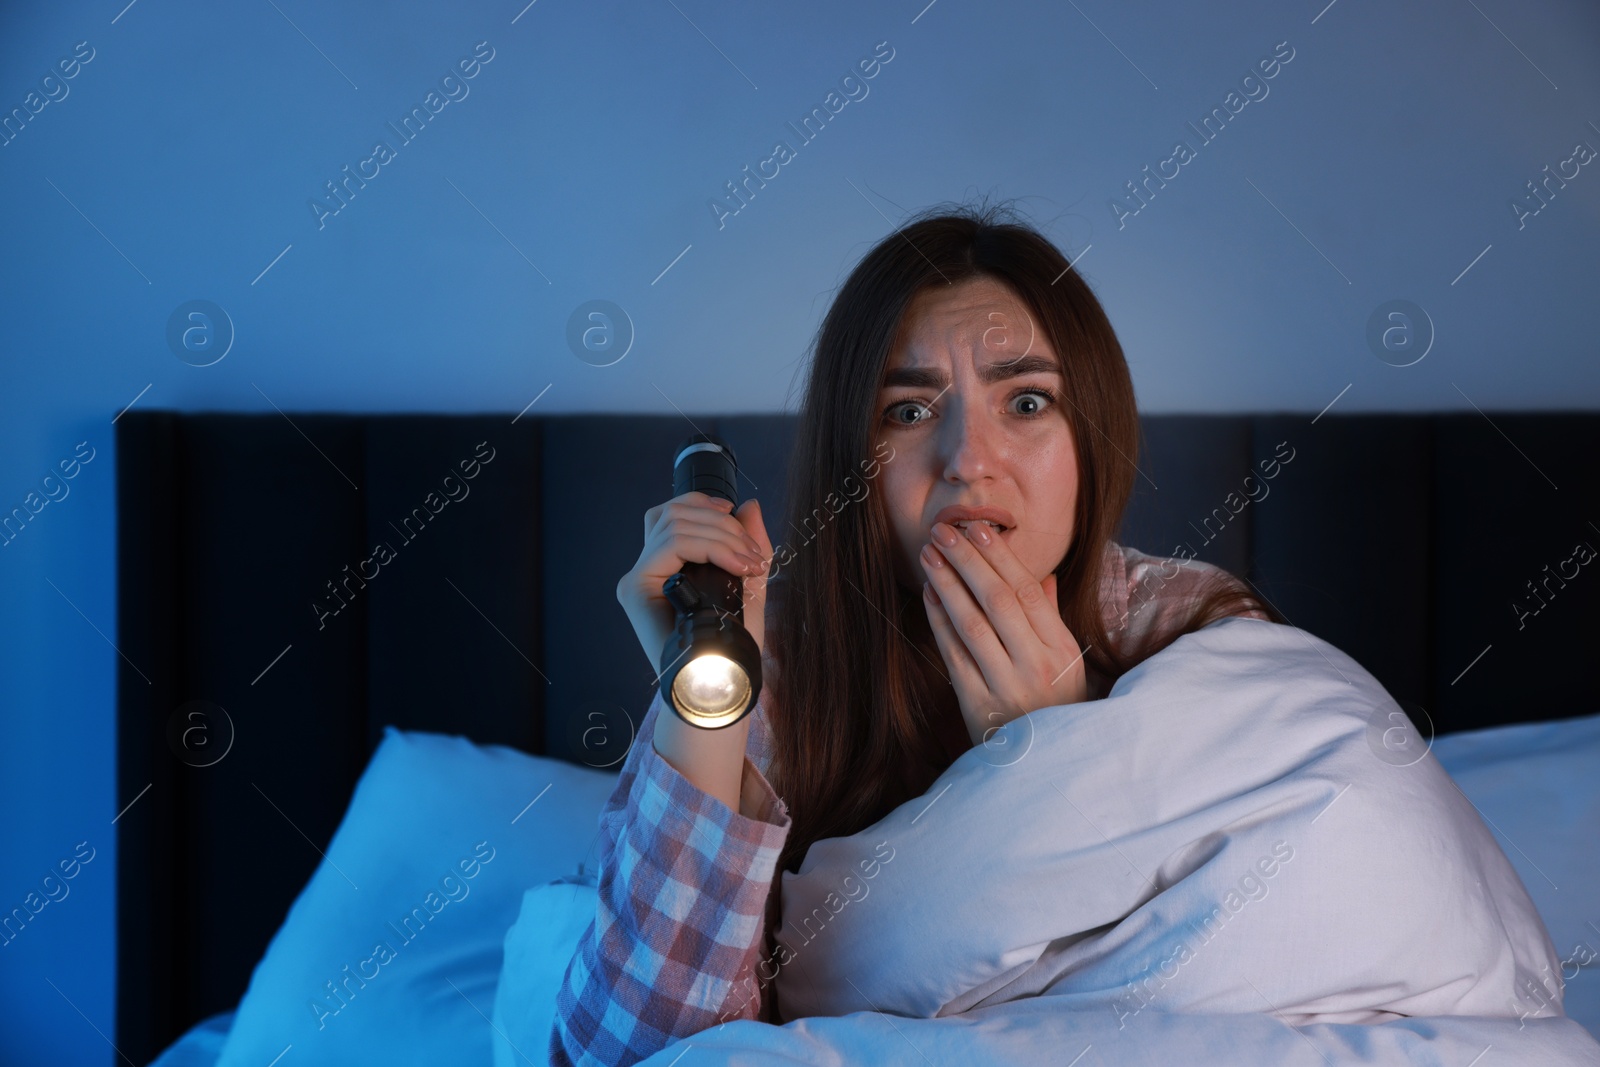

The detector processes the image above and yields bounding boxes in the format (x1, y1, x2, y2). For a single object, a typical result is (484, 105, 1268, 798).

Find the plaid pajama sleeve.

(549, 686, 791, 1067)
(1112, 542, 1272, 642)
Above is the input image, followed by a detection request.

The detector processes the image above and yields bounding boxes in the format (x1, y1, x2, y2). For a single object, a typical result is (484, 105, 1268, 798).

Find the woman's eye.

(884, 401, 931, 425)
(1012, 388, 1057, 417)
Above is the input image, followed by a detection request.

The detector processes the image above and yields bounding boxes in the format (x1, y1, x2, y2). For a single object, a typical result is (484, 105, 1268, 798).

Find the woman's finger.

(652, 496, 749, 542)
(922, 579, 979, 690)
(652, 520, 766, 576)
(920, 539, 1010, 689)
(672, 512, 767, 559)
(732, 498, 772, 556)
(925, 580, 1017, 746)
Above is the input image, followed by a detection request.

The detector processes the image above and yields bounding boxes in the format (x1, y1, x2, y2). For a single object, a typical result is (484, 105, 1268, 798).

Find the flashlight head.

(658, 593, 763, 729)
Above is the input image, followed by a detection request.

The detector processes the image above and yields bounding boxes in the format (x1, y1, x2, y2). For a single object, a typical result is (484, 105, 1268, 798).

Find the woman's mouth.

(949, 519, 1012, 540)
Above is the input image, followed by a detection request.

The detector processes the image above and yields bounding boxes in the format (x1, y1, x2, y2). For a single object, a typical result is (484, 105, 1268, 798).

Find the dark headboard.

(116, 409, 1600, 1060)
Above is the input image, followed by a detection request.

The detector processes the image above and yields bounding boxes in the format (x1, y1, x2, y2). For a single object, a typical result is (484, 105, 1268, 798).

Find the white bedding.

(636, 997, 1599, 1065)
(727, 616, 1600, 1064)
(146, 1010, 233, 1067)
(148, 617, 1600, 1065)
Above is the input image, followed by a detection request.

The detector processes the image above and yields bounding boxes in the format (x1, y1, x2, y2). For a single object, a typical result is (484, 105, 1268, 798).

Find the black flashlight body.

(658, 433, 763, 728)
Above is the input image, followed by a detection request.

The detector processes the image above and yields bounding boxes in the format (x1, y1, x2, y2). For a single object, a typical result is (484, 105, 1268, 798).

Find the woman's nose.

(939, 402, 999, 482)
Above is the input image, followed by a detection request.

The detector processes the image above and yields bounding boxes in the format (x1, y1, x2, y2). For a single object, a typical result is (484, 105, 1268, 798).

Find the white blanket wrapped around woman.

(770, 615, 1574, 1037)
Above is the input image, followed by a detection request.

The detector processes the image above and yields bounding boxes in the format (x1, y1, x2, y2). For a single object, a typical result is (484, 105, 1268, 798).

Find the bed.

(116, 410, 1600, 1064)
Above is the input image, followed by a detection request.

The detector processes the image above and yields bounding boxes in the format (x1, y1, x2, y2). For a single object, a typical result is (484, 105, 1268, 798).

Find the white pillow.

(509, 714, 1600, 1055)
(215, 727, 618, 1067)
(1431, 711, 1600, 1034)
(492, 880, 600, 1067)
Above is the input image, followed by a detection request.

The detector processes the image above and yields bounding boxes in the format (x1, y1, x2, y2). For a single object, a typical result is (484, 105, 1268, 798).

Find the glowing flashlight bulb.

(672, 654, 752, 727)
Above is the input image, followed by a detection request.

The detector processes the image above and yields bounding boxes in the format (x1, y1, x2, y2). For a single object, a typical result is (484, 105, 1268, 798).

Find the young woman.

(551, 201, 1281, 1066)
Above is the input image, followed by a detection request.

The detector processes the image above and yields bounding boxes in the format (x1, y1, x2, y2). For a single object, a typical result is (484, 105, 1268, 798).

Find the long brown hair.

(762, 198, 1280, 887)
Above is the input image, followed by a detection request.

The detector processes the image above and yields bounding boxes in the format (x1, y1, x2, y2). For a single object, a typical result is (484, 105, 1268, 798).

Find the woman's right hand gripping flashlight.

(617, 492, 773, 813)
(617, 491, 773, 674)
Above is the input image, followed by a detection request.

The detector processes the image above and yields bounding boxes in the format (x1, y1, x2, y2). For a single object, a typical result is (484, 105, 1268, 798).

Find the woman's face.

(872, 276, 1080, 593)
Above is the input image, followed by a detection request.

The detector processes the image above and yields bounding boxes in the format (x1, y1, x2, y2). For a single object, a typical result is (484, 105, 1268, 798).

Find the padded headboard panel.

(115, 409, 1600, 1060)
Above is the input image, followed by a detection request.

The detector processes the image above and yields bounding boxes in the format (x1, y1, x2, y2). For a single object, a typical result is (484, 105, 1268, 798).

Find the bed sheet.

(146, 1010, 233, 1067)
(144, 704, 1600, 1064)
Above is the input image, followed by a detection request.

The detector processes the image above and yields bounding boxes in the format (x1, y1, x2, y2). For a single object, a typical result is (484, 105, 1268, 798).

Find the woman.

(551, 200, 1281, 1066)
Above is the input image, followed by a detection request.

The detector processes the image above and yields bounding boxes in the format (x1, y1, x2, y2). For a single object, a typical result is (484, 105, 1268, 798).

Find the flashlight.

(658, 433, 764, 729)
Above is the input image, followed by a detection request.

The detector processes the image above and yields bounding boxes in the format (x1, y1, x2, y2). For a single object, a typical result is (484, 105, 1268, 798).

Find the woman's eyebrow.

(881, 354, 1062, 389)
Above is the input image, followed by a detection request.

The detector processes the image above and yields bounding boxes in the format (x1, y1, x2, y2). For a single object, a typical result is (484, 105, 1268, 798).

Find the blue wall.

(2, 0, 1596, 1061)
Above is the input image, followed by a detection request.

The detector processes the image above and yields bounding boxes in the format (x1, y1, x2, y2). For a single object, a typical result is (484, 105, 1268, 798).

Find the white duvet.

(639, 616, 1600, 1065)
